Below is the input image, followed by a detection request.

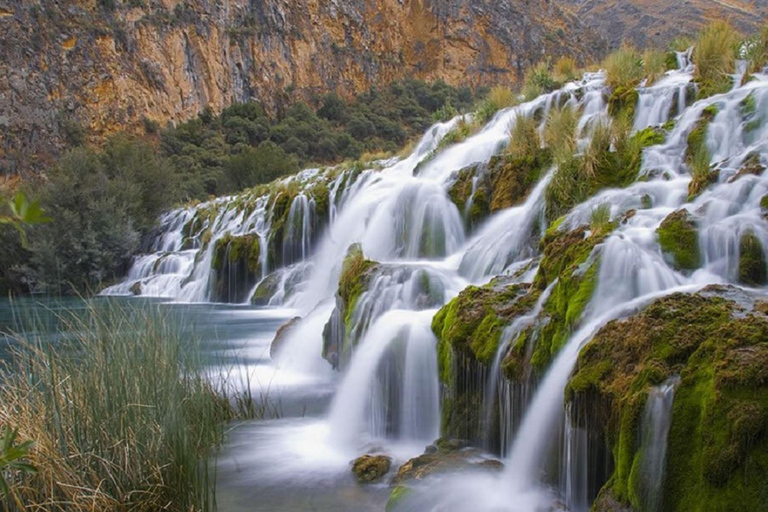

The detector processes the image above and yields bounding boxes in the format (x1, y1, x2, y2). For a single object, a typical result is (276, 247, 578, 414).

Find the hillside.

(557, 0, 768, 48)
(0, 0, 605, 174)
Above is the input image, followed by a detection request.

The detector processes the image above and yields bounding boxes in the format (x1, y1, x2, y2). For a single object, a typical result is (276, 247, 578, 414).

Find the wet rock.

(391, 439, 503, 485)
(270, 316, 301, 359)
(129, 281, 141, 295)
(351, 454, 392, 484)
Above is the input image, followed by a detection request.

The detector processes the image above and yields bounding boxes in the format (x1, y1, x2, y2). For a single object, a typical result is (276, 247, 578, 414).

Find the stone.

(351, 454, 392, 484)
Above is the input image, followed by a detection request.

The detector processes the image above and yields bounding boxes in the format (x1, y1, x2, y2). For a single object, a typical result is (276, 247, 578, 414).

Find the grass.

(0, 300, 262, 511)
(745, 23, 768, 74)
(507, 113, 541, 160)
(603, 46, 644, 90)
(693, 21, 740, 98)
(554, 56, 579, 83)
(522, 61, 559, 100)
(643, 49, 668, 86)
(476, 86, 518, 122)
(543, 104, 580, 162)
(590, 203, 612, 234)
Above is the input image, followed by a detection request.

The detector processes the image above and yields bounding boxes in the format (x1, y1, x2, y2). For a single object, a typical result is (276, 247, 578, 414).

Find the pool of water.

(0, 297, 398, 512)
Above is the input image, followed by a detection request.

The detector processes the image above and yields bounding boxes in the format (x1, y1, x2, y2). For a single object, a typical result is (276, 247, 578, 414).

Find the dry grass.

(0, 300, 247, 511)
(643, 49, 668, 85)
(543, 105, 580, 162)
(693, 21, 741, 97)
(522, 61, 559, 100)
(554, 56, 579, 83)
(476, 86, 518, 122)
(746, 23, 768, 74)
(603, 46, 644, 90)
(506, 113, 541, 160)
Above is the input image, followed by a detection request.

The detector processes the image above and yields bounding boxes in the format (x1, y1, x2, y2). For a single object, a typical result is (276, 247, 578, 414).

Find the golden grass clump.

(643, 49, 668, 85)
(603, 46, 644, 90)
(693, 20, 741, 98)
(522, 61, 559, 100)
(746, 23, 768, 74)
(543, 105, 580, 162)
(507, 113, 541, 160)
(0, 301, 240, 511)
(554, 56, 579, 83)
(475, 86, 518, 122)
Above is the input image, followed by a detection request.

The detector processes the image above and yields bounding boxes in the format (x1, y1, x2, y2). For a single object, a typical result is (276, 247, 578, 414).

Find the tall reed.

(0, 299, 235, 511)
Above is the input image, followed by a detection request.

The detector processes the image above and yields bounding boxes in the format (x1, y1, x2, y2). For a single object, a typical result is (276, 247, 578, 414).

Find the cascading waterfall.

(637, 376, 680, 512)
(106, 55, 768, 511)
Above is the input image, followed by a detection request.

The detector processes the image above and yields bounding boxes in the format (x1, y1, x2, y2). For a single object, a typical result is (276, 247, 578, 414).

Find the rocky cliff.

(557, 0, 767, 48)
(0, 0, 605, 174)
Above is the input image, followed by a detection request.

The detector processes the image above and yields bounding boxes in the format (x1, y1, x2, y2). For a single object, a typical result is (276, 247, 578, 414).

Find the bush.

(223, 141, 299, 192)
(693, 21, 740, 98)
(603, 46, 644, 90)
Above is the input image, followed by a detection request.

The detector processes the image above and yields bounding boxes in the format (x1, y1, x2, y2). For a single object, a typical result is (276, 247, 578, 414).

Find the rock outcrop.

(0, 0, 605, 173)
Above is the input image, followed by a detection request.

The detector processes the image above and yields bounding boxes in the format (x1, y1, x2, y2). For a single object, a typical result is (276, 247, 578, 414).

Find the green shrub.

(693, 21, 740, 98)
(223, 141, 299, 191)
(522, 61, 560, 100)
(745, 23, 768, 74)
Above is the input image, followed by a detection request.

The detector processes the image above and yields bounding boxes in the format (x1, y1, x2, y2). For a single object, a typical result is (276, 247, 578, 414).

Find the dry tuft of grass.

(522, 61, 559, 100)
(476, 86, 518, 122)
(746, 23, 768, 74)
(543, 105, 580, 162)
(643, 49, 668, 86)
(0, 301, 247, 511)
(554, 56, 579, 83)
(603, 46, 644, 90)
(507, 113, 541, 160)
(693, 21, 741, 98)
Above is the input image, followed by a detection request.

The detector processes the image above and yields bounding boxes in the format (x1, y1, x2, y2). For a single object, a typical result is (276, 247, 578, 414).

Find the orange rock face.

(0, 0, 604, 173)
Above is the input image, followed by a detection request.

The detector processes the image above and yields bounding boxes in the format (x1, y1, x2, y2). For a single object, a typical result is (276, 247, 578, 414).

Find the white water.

(106, 58, 768, 511)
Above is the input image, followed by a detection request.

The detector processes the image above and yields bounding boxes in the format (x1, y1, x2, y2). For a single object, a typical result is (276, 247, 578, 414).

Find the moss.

(386, 486, 412, 512)
(308, 181, 330, 222)
(729, 152, 765, 183)
(431, 278, 535, 378)
(738, 231, 767, 286)
(657, 209, 700, 271)
(489, 150, 552, 212)
(569, 289, 768, 512)
(608, 87, 639, 120)
(761, 194, 768, 217)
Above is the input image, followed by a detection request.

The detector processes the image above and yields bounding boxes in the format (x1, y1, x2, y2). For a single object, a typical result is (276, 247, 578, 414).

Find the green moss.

(738, 231, 767, 286)
(608, 87, 639, 120)
(569, 290, 768, 512)
(386, 485, 412, 512)
(489, 150, 552, 212)
(657, 209, 700, 271)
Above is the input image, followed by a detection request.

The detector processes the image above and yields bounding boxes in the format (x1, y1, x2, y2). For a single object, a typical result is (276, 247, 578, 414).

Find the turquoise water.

(0, 297, 389, 511)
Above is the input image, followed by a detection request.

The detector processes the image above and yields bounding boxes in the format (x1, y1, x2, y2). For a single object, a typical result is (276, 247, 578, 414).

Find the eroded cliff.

(0, 0, 604, 173)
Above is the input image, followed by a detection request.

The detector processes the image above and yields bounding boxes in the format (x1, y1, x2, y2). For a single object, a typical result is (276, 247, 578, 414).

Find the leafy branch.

(0, 192, 52, 248)
(0, 426, 38, 501)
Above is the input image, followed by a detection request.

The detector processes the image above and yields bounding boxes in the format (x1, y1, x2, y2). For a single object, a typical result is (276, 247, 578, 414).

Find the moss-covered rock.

(432, 277, 537, 384)
(656, 209, 700, 271)
(390, 438, 503, 485)
(569, 287, 768, 512)
(270, 316, 301, 358)
(728, 152, 765, 183)
(685, 105, 719, 200)
(738, 231, 767, 286)
(608, 86, 639, 120)
(322, 244, 379, 368)
(211, 233, 262, 302)
(351, 454, 392, 484)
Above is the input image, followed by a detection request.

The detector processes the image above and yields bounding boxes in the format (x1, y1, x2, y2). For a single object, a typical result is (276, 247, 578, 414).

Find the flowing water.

(89, 58, 768, 511)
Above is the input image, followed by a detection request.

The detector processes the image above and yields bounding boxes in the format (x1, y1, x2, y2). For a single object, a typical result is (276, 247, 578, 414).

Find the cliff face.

(556, 0, 767, 49)
(0, 0, 605, 174)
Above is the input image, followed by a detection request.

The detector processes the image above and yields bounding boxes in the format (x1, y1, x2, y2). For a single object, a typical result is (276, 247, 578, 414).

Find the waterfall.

(103, 58, 768, 511)
(326, 310, 439, 451)
(638, 376, 680, 512)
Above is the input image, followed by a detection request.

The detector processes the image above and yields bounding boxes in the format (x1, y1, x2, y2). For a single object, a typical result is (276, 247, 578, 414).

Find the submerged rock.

(351, 454, 392, 484)
(391, 438, 503, 485)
